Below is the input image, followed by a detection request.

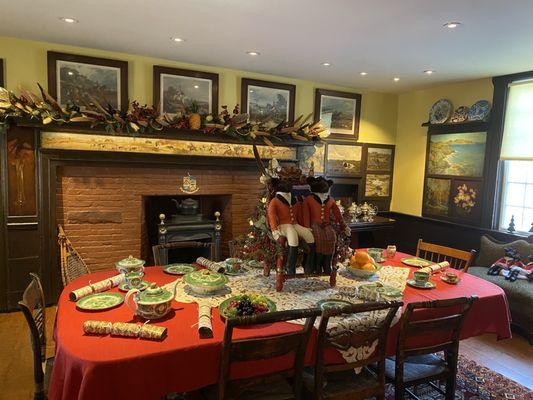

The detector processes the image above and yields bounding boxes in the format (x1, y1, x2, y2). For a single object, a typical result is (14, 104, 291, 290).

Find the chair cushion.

(475, 235, 533, 267)
(384, 354, 448, 383)
(303, 368, 380, 399)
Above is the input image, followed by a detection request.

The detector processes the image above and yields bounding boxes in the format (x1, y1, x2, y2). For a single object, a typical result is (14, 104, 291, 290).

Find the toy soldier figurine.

(303, 177, 351, 273)
(267, 178, 316, 274)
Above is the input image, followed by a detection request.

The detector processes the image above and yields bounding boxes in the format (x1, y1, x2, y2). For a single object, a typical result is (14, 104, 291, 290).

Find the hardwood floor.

(0, 308, 531, 399)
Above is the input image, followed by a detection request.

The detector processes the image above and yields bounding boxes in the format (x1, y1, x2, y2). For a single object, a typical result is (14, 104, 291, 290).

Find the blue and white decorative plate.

(468, 100, 491, 121)
(429, 99, 453, 124)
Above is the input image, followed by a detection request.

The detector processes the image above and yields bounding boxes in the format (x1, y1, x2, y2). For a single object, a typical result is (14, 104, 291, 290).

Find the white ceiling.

(1, 0, 532, 93)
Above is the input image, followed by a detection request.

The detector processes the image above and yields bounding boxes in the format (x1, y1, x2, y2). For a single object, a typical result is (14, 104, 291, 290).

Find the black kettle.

(171, 198, 199, 215)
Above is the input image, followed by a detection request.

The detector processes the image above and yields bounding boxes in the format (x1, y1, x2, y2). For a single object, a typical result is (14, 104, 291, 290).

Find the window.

(498, 78, 533, 232)
(499, 160, 533, 232)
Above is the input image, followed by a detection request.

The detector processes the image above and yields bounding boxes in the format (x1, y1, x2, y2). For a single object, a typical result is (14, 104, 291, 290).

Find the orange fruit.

(361, 262, 375, 271)
(353, 251, 372, 266)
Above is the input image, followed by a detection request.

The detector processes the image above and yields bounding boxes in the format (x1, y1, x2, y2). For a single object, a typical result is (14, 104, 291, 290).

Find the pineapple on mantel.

(188, 102, 201, 130)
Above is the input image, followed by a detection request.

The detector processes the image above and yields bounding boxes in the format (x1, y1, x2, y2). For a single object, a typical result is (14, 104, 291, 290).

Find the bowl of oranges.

(346, 251, 381, 278)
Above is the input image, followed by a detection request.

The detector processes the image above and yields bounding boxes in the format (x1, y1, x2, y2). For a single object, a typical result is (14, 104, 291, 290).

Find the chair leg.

(445, 376, 456, 400)
(395, 382, 404, 400)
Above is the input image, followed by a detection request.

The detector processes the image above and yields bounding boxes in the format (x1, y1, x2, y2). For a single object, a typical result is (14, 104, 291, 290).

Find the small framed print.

(241, 78, 295, 128)
(314, 89, 361, 140)
(47, 51, 128, 111)
(423, 177, 451, 217)
(325, 141, 363, 177)
(364, 173, 392, 198)
(366, 145, 394, 172)
(450, 179, 483, 222)
(153, 66, 219, 116)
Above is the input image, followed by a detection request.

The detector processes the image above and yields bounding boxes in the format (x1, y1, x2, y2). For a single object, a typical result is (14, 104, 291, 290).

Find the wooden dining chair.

(416, 239, 476, 271)
(215, 308, 321, 400)
(386, 296, 477, 400)
(304, 301, 403, 400)
(152, 241, 213, 265)
(58, 225, 90, 286)
(18, 273, 54, 400)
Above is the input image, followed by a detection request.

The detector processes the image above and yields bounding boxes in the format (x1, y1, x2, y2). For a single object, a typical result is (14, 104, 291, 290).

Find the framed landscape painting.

(47, 51, 128, 111)
(153, 66, 218, 116)
(325, 141, 363, 177)
(364, 174, 391, 198)
(314, 89, 361, 140)
(366, 145, 394, 171)
(423, 177, 451, 217)
(427, 132, 487, 177)
(241, 78, 295, 128)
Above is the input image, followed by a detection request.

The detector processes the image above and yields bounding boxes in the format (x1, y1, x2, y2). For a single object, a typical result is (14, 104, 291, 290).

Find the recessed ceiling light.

(444, 21, 461, 29)
(393, 77, 400, 82)
(171, 37, 185, 42)
(249, 90, 254, 93)
(321, 62, 331, 67)
(360, 72, 368, 76)
(193, 85, 199, 89)
(246, 51, 260, 56)
(60, 17, 78, 23)
(67, 71, 74, 76)
(423, 70, 435, 75)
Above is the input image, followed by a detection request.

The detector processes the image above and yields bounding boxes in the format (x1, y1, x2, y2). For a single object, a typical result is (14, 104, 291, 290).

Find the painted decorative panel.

(7, 127, 37, 216)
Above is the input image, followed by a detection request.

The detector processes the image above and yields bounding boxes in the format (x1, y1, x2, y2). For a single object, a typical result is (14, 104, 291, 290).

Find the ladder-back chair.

(416, 239, 476, 271)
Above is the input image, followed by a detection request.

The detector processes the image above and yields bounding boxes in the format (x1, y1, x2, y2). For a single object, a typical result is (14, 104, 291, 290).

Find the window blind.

(501, 79, 533, 160)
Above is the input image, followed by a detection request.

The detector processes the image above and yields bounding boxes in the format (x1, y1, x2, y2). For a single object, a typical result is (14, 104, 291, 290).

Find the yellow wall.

(0, 36, 398, 145)
(390, 78, 494, 215)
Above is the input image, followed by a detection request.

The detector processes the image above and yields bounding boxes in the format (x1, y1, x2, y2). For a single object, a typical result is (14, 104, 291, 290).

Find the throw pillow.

(476, 235, 533, 267)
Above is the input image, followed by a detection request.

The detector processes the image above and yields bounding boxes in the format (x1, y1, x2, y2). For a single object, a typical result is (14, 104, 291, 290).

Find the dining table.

(48, 251, 511, 400)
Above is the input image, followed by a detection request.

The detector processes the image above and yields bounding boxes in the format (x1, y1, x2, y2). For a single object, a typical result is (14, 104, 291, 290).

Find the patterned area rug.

(384, 354, 532, 400)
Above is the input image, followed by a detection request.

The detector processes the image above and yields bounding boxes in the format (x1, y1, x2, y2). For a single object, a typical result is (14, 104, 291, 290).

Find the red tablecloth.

(49, 252, 511, 400)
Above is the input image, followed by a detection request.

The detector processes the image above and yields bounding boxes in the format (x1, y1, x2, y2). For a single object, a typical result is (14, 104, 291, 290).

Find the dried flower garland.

(0, 85, 327, 146)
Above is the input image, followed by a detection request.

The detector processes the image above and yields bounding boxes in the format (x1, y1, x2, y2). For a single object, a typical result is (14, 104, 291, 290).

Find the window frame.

(498, 160, 533, 233)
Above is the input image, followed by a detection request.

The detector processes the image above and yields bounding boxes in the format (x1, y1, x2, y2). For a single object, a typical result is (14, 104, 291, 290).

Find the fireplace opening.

(143, 194, 231, 264)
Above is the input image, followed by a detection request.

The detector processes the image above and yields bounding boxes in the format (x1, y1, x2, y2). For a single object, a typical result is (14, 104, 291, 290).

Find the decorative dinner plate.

(440, 275, 461, 285)
(219, 295, 276, 319)
(317, 299, 354, 310)
(406, 279, 436, 290)
(76, 293, 124, 311)
(401, 257, 432, 267)
(429, 99, 453, 124)
(468, 100, 491, 121)
(118, 280, 151, 292)
(224, 268, 248, 276)
(358, 282, 403, 300)
(163, 263, 198, 275)
(450, 106, 469, 123)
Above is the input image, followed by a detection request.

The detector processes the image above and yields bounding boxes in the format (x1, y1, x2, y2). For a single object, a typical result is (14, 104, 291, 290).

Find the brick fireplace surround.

(56, 164, 263, 272)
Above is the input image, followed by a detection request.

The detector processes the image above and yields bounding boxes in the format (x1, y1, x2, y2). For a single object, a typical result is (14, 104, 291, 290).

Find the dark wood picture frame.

(153, 66, 219, 116)
(0, 59, 4, 87)
(47, 51, 129, 111)
(422, 123, 490, 225)
(314, 88, 362, 140)
(365, 143, 395, 173)
(363, 173, 393, 199)
(241, 78, 296, 125)
(325, 139, 364, 178)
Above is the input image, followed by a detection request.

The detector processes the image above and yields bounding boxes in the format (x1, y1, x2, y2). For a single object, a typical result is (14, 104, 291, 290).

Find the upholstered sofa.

(468, 235, 533, 344)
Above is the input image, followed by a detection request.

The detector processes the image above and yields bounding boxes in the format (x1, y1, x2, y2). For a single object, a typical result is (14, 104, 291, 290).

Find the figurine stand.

(272, 236, 337, 292)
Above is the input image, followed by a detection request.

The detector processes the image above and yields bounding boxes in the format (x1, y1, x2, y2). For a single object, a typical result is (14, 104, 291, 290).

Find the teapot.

(125, 282, 178, 320)
(171, 198, 199, 215)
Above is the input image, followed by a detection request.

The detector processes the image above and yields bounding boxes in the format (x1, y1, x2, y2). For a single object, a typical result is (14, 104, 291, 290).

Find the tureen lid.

(116, 255, 145, 268)
(137, 283, 174, 304)
(183, 269, 228, 287)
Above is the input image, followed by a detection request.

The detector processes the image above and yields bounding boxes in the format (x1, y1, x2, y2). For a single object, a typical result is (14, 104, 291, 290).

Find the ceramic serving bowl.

(125, 282, 177, 320)
(183, 269, 228, 295)
(116, 255, 146, 274)
(346, 262, 381, 278)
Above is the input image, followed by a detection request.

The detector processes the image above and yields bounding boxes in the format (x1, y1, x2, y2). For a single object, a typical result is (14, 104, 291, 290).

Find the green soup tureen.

(183, 269, 228, 294)
(125, 282, 177, 319)
(116, 255, 146, 274)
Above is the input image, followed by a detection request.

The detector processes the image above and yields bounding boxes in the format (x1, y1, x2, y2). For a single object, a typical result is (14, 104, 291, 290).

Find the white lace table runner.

(163, 265, 409, 366)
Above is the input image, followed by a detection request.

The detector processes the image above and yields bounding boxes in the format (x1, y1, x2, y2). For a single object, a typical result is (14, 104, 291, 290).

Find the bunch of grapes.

(228, 295, 269, 317)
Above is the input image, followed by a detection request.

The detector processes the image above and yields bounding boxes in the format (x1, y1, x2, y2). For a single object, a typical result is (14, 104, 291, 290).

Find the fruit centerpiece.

(347, 251, 380, 278)
(219, 294, 276, 318)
